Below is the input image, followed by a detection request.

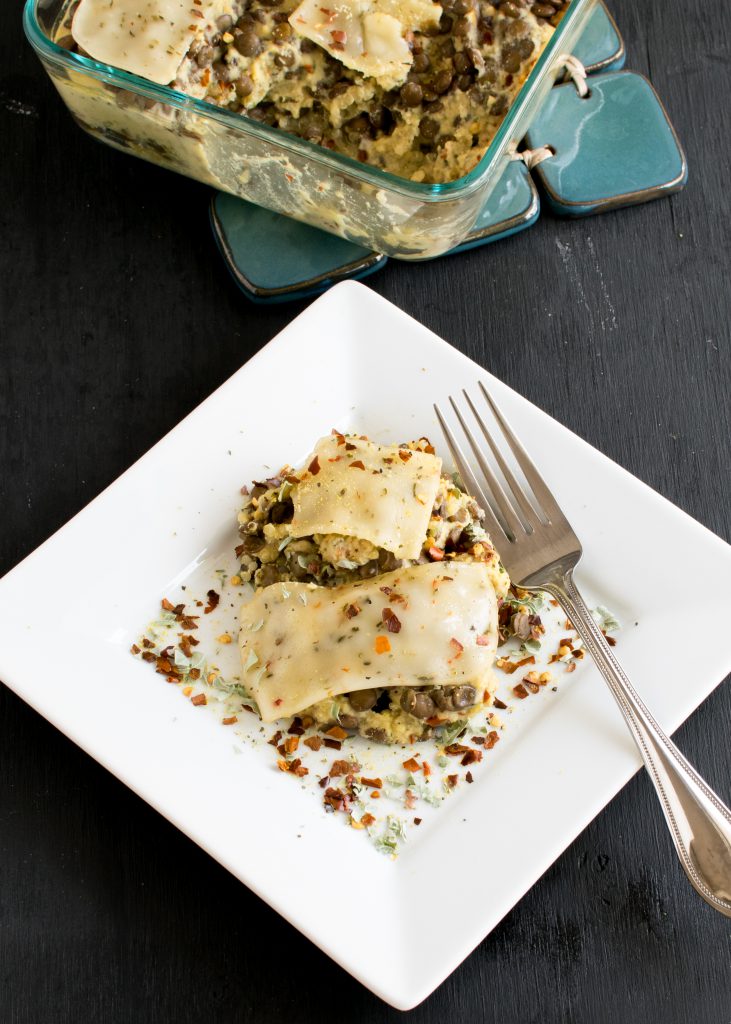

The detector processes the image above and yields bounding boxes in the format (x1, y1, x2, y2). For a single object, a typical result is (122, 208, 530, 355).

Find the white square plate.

(1, 282, 730, 1010)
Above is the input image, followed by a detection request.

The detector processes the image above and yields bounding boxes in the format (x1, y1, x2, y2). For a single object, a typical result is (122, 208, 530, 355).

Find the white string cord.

(558, 53, 589, 97)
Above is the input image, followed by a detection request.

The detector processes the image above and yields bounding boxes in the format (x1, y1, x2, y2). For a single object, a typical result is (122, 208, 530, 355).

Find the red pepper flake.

(565, 662, 577, 673)
(382, 607, 402, 633)
(398, 449, 412, 462)
(498, 655, 536, 675)
(318, 775, 330, 788)
(470, 735, 485, 745)
(461, 749, 482, 767)
(161, 598, 175, 611)
(374, 635, 391, 655)
(466, 771, 474, 784)
(428, 545, 445, 561)
(380, 586, 393, 596)
(325, 725, 349, 741)
(130, 643, 140, 655)
(308, 455, 320, 475)
(274, 698, 283, 707)
(267, 730, 283, 747)
(449, 637, 464, 660)
(485, 730, 500, 749)
(222, 716, 238, 725)
(292, 761, 309, 778)
(402, 757, 421, 772)
(425, 716, 447, 727)
(330, 758, 360, 777)
(476, 634, 491, 646)
(349, 460, 366, 470)
(360, 776, 382, 789)
(188, 669, 201, 681)
(422, 761, 431, 777)
(404, 789, 417, 809)
(331, 28, 347, 42)
(513, 683, 529, 699)
(344, 442, 357, 450)
(287, 717, 305, 735)
(605, 634, 617, 646)
(444, 743, 470, 756)
(414, 817, 423, 825)
(492, 697, 508, 710)
(141, 638, 154, 649)
(323, 738, 342, 750)
(344, 603, 361, 619)
(284, 736, 300, 754)
(524, 678, 540, 694)
(303, 735, 322, 751)
(191, 693, 207, 706)
(323, 787, 350, 812)
(446, 774, 458, 788)
(285, 474, 300, 485)
(204, 589, 220, 614)
(361, 812, 376, 827)
(370, 791, 381, 799)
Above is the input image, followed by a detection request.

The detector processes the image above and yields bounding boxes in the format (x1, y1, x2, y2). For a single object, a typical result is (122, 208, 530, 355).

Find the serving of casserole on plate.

(0, 282, 730, 1009)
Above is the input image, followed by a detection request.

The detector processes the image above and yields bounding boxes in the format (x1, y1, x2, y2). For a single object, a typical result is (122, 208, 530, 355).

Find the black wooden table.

(2, 0, 730, 1020)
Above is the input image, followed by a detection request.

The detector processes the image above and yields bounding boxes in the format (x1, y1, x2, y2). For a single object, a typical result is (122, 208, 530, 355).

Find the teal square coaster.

(572, 1, 625, 74)
(210, 195, 386, 303)
(525, 71, 687, 216)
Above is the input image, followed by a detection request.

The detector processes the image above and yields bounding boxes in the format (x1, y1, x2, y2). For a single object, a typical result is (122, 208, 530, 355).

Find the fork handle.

(545, 571, 731, 918)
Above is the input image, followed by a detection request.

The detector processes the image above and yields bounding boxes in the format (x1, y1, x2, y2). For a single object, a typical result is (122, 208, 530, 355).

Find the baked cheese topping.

(239, 560, 498, 721)
(290, 435, 442, 561)
(72, 0, 231, 84)
(288, 0, 442, 89)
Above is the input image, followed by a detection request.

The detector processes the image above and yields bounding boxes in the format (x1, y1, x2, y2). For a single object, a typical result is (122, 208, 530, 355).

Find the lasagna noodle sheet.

(239, 561, 498, 721)
(290, 435, 442, 561)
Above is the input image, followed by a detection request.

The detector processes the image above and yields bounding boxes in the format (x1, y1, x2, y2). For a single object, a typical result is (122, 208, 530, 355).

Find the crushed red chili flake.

(284, 737, 300, 754)
(330, 758, 360, 777)
(308, 455, 320, 475)
(178, 634, 199, 658)
(470, 735, 486, 745)
(605, 634, 617, 646)
(361, 812, 376, 827)
(188, 669, 201, 681)
(268, 730, 283, 747)
(499, 655, 536, 674)
(398, 449, 412, 462)
(382, 607, 401, 633)
(513, 683, 529, 699)
(130, 643, 140, 655)
(380, 586, 392, 596)
(559, 637, 573, 647)
(349, 460, 366, 470)
(204, 590, 220, 615)
(323, 738, 342, 750)
(180, 615, 199, 630)
(141, 638, 154, 649)
(425, 716, 447, 727)
(449, 638, 464, 659)
(485, 731, 500, 749)
(422, 761, 431, 777)
(344, 603, 361, 619)
(318, 775, 330, 788)
(461, 749, 482, 767)
(304, 736, 323, 751)
(565, 662, 577, 673)
(402, 757, 421, 772)
(404, 789, 417, 809)
(414, 817, 423, 825)
(360, 776, 382, 789)
(156, 659, 173, 675)
(428, 546, 445, 561)
(222, 716, 238, 725)
(325, 725, 349, 741)
(492, 697, 508, 710)
(292, 762, 308, 778)
(287, 717, 305, 735)
(444, 743, 470, 756)
(466, 771, 474, 784)
(323, 787, 351, 812)
(191, 693, 207, 706)
(446, 774, 458, 788)
(161, 598, 175, 612)
(475, 634, 491, 646)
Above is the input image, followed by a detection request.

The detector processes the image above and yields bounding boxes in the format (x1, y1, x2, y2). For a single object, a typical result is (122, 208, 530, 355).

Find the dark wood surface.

(2, 0, 730, 1020)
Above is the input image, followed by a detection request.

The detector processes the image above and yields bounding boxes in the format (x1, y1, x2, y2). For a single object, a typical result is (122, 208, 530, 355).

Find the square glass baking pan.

(25, 0, 595, 259)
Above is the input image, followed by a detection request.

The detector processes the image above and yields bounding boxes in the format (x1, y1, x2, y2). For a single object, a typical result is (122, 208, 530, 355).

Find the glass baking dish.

(25, 0, 595, 259)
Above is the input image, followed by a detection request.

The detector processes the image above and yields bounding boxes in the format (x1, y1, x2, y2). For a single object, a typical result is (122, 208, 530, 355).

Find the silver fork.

(435, 382, 731, 918)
